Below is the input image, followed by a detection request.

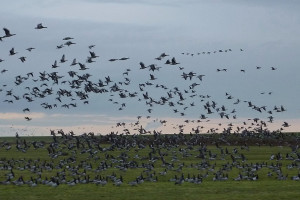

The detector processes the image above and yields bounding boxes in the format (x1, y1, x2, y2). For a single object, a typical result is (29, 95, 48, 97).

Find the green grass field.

(1, 134, 300, 200)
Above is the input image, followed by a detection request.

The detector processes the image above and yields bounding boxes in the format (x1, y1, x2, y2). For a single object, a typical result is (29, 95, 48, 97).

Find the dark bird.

(3, 28, 16, 38)
(197, 75, 205, 81)
(57, 44, 64, 49)
(119, 57, 129, 60)
(139, 62, 147, 69)
(63, 37, 74, 40)
(35, 23, 47, 29)
(78, 63, 88, 70)
(19, 57, 26, 62)
(150, 74, 156, 80)
(171, 57, 179, 65)
(65, 41, 76, 46)
(23, 108, 30, 113)
(52, 60, 59, 68)
(60, 54, 67, 63)
(70, 58, 78, 66)
(89, 51, 99, 58)
(26, 47, 35, 52)
(25, 117, 32, 121)
(282, 122, 290, 127)
(9, 48, 17, 56)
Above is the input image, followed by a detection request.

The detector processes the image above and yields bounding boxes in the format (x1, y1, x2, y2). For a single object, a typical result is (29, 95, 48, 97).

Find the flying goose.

(3, 28, 16, 38)
(35, 23, 47, 29)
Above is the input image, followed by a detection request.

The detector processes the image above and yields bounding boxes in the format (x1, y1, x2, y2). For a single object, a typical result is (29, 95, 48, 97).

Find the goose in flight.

(52, 60, 59, 68)
(3, 28, 16, 38)
(165, 59, 171, 64)
(63, 37, 74, 40)
(35, 23, 47, 29)
(160, 53, 169, 57)
(171, 57, 179, 65)
(1, 69, 8, 73)
(25, 117, 32, 121)
(89, 51, 99, 58)
(86, 57, 95, 63)
(9, 48, 17, 56)
(139, 62, 147, 69)
(70, 58, 78, 66)
(78, 62, 88, 70)
(60, 54, 67, 63)
(26, 47, 35, 52)
(64, 41, 76, 46)
(23, 108, 30, 113)
(19, 56, 26, 62)
(56, 44, 64, 49)
(119, 57, 129, 60)
(155, 52, 169, 60)
(197, 74, 205, 81)
(150, 74, 156, 80)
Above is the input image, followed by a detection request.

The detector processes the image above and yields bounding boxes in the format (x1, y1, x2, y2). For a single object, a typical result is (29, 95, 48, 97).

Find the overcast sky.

(0, 0, 300, 136)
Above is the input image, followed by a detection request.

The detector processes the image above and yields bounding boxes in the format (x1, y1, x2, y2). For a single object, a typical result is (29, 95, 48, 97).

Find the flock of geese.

(0, 130, 300, 187)
(0, 23, 291, 136)
(0, 23, 299, 188)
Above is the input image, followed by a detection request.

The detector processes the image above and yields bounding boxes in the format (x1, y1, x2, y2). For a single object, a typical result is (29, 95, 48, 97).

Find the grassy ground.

(1, 181, 300, 200)
(1, 135, 300, 200)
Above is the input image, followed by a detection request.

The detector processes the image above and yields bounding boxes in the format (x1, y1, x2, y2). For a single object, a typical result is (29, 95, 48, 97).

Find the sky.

(0, 0, 300, 136)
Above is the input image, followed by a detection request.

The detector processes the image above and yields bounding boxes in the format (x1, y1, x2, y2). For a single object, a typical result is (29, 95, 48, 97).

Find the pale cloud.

(0, 115, 299, 136)
(0, 112, 46, 120)
(49, 113, 138, 124)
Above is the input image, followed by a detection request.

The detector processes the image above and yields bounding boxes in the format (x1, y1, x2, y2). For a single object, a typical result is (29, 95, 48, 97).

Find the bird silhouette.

(35, 23, 47, 29)
(2, 28, 16, 38)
